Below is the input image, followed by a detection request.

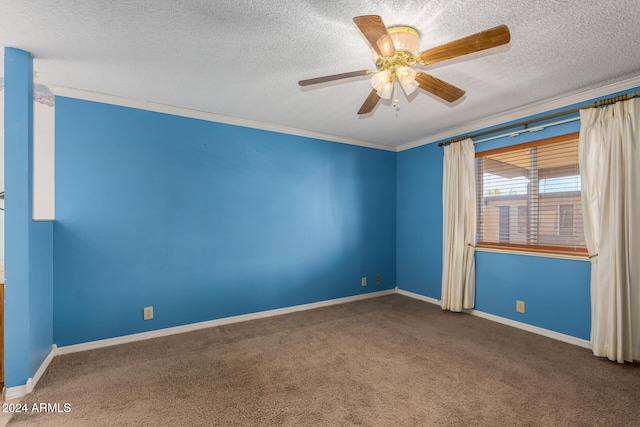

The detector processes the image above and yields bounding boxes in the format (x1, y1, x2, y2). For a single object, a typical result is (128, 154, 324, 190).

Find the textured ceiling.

(1, 0, 640, 148)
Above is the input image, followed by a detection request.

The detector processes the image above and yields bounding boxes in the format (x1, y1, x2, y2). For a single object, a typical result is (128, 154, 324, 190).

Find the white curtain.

(579, 97, 640, 363)
(441, 138, 476, 312)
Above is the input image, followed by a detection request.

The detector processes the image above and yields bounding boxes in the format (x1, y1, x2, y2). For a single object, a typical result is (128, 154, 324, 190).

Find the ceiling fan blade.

(298, 69, 372, 86)
(353, 15, 396, 57)
(415, 72, 465, 102)
(418, 25, 511, 65)
(357, 90, 381, 115)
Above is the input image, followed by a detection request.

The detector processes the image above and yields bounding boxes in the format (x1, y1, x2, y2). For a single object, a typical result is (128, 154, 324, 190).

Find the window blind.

(475, 132, 587, 256)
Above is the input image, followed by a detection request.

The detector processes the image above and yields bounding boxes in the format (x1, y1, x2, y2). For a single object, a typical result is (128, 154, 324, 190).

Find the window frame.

(474, 132, 588, 258)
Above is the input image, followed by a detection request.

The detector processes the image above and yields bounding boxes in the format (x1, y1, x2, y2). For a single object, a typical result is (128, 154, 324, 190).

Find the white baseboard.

(5, 385, 27, 401)
(397, 288, 441, 305)
(57, 289, 396, 355)
(464, 309, 592, 349)
(397, 288, 592, 349)
(5, 344, 58, 400)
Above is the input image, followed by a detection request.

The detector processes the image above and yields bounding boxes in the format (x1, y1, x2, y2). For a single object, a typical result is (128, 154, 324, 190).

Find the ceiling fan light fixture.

(389, 26, 420, 54)
(377, 81, 394, 99)
(400, 79, 419, 95)
(370, 69, 392, 92)
(376, 34, 396, 57)
(397, 66, 416, 85)
(372, 25, 420, 61)
(396, 66, 418, 95)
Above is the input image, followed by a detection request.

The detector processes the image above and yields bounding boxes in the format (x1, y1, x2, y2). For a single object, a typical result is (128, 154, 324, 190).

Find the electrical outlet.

(143, 306, 154, 320)
(361, 277, 367, 287)
(516, 300, 525, 313)
(376, 274, 381, 283)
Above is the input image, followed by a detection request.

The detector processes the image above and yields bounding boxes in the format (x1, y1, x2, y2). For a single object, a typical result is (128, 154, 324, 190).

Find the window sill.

(475, 246, 590, 261)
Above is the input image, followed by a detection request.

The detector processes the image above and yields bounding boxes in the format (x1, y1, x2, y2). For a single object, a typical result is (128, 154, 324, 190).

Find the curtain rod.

(438, 91, 640, 147)
(473, 116, 580, 144)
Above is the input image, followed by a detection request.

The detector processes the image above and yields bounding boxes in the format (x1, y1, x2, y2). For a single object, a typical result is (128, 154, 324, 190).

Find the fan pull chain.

(393, 80, 399, 107)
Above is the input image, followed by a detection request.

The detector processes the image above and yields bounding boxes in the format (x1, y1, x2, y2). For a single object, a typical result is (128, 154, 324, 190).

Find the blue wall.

(28, 221, 54, 375)
(4, 47, 54, 388)
(53, 98, 397, 346)
(475, 251, 590, 338)
(396, 142, 443, 298)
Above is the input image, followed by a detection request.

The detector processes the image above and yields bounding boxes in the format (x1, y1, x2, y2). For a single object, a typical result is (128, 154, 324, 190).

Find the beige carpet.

(8, 294, 640, 426)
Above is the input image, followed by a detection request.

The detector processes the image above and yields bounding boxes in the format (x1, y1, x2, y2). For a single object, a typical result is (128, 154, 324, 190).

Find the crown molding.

(46, 85, 397, 152)
(397, 75, 640, 152)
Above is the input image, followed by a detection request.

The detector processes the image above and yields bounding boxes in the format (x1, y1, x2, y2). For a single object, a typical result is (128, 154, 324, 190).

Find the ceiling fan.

(298, 15, 511, 114)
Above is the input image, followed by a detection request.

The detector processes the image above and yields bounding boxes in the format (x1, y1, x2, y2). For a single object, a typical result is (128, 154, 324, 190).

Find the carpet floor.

(8, 294, 640, 426)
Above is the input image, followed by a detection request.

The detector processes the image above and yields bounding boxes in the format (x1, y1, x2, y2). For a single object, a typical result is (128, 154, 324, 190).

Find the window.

(475, 132, 586, 256)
